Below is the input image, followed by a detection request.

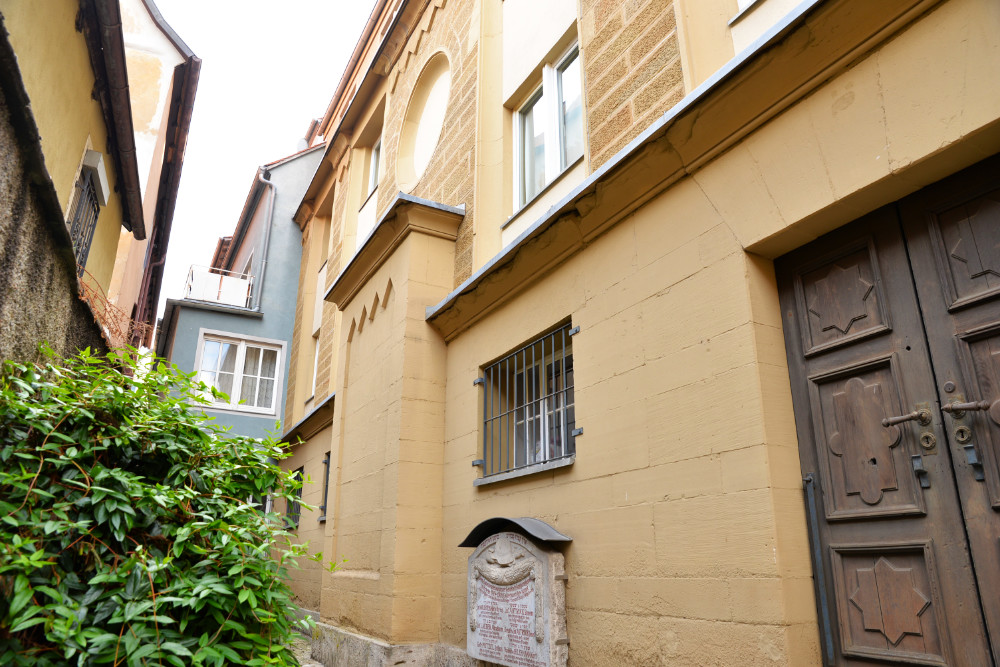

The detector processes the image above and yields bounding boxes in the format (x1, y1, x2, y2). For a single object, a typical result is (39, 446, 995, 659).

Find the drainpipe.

(253, 168, 276, 311)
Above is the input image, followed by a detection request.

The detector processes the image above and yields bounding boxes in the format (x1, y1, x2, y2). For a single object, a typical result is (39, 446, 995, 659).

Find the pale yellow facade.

(2, 0, 128, 293)
(282, 0, 1000, 664)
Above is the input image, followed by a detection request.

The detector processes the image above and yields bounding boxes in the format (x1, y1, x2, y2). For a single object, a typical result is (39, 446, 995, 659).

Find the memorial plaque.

(467, 532, 567, 667)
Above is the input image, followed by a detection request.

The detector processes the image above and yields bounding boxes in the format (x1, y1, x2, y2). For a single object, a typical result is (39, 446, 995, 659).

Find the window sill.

(729, 0, 763, 26)
(201, 403, 278, 418)
(473, 454, 574, 487)
(504, 155, 585, 231)
(359, 185, 378, 212)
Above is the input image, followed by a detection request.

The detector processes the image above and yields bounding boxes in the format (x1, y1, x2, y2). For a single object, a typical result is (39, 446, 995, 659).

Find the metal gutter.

(82, 0, 146, 239)
(251, 170, 275, 311)
(133, 52, 201, 347)
(138, 0, 195, 58)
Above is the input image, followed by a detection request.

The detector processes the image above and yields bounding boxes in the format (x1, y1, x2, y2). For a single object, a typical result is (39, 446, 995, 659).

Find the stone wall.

(376, 0, 479, 285)
(581, 0, 684, 168)
(0, 35, 106, 363)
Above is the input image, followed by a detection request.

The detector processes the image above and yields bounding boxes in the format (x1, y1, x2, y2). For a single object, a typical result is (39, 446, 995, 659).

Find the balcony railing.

(184, 265, 253, 308)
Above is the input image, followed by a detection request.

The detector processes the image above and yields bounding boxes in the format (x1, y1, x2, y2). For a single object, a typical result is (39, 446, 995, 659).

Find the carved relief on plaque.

(465, 530, 568, 667)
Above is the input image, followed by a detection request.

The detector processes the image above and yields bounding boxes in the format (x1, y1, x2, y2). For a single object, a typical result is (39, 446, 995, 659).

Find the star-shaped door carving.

(808, 263, 874, 335)
(850, 557, 931, 645)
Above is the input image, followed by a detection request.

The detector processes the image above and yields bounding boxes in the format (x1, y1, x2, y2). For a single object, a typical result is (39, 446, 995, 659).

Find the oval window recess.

(398, 53, 451, 191)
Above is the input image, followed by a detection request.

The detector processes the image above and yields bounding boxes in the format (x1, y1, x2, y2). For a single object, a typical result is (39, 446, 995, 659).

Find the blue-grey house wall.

(159, 147, 322, 439)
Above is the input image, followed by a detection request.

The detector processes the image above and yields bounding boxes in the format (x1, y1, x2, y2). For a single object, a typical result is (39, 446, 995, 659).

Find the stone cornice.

(425, 0, 943, 342)
(324, 192, 465, 309)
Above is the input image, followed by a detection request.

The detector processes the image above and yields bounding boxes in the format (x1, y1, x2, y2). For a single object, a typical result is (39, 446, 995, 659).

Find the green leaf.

(10, 616, 47, 633)
(8, 587, 33, 616)
(160, 642, 193, 657)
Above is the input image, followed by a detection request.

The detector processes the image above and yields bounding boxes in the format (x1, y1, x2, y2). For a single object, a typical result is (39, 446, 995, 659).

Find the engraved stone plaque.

(467, 532, 567, 667)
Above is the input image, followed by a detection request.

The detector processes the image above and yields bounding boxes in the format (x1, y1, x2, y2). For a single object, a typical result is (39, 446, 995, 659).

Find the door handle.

(942, 398, 1000, 426)
(941, 399, 990, 416)
(882, 408, 932, 427)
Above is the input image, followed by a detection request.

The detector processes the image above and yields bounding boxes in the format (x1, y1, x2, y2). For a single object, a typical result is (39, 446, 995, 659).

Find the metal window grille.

(286, 467, 304, 529)
(318, 453, 331, 522)
(480, 323, 575, 477)
(68, 169, 101, 277)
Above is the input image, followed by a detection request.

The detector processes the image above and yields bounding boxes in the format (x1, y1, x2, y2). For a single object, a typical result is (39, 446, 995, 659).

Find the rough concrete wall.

(581, 0, 684, 168)
(0, 52, 106, 363)
(377, 0, 479, 285)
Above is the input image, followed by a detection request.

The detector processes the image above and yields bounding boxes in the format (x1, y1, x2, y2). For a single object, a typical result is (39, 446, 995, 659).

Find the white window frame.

(192, 328, 286, 416)
(367, 139, 381, 198)
(514, 43, 583, 208)
(310, 332, 320, 400)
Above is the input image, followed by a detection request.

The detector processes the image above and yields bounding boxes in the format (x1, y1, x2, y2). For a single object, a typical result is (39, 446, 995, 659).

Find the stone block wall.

(581, 0, 685, 168)
(377, 0, 479, 285)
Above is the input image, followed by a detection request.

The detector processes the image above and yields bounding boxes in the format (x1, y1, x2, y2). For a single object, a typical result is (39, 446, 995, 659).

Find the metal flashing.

(458, 517, 572, 548)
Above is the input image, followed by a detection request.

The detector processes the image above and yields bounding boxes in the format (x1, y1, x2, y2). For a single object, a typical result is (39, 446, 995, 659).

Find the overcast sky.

(154, 0, 377, 316)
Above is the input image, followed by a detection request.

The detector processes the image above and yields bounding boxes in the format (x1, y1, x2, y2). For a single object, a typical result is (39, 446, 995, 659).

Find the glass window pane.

(520, 90, 546, 203)
(217, 371, 234, 398)
(260, 349, 278, 379)
(243, 346, 261, 377)
(241, 375, 257, 407)
(219, 343, 237, 373)
(257, 378, 275, 408)
(559, 53, 583, 168)
(200, 340, 221, 372)
(198, 370, 217, 390)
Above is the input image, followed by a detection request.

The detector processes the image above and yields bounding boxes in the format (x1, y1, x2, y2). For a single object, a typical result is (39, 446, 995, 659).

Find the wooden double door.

(777, 156, 1000, 666)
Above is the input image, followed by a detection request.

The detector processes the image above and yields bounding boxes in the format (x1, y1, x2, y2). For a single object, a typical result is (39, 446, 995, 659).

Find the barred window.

(68, 169, 101, 276)
(480, 323, 576, 478)
(286, 467, 304, 529)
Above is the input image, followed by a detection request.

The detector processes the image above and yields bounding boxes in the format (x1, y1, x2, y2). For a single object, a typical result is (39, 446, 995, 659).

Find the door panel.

(901, 155, 1000, 661)
(830, 542, 949, 665)
(778, 197, 994, 664)
(809, 356, 926, 519)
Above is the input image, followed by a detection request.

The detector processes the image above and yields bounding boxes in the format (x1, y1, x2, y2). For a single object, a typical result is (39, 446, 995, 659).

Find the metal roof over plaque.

(458, 517, 572, 548)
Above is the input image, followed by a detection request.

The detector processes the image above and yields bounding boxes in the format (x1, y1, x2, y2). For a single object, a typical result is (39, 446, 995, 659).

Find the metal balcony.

(183, 265, 253, 308)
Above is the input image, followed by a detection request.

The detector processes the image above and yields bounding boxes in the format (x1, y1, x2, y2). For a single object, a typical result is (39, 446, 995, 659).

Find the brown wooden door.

(777, 156, 1000, 665)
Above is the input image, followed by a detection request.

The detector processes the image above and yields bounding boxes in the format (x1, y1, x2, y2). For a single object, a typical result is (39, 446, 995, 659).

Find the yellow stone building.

(281, 0, 1000, 663)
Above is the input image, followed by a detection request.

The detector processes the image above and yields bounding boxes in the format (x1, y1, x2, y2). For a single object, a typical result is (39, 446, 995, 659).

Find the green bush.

(0, 348, 313, 666)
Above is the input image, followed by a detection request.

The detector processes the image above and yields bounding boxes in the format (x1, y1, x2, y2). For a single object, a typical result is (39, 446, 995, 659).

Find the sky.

(154, 0, 377, 316)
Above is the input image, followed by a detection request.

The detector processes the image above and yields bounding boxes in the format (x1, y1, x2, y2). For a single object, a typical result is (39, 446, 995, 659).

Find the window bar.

(542, 333, 549, 461)
(561, 326, 567, 459)
(502, 357, 508, 473)
(488, 365, 494, 476)
(519, 348, 526, 466)
(483, 367, 489, 476)
(531, 341, 536, 467)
